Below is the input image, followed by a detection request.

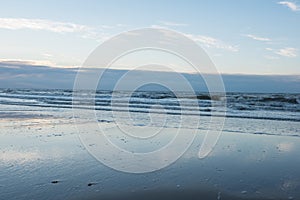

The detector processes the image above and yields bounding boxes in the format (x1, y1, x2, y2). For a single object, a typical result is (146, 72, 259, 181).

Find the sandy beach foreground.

(0, 107, 299, 200)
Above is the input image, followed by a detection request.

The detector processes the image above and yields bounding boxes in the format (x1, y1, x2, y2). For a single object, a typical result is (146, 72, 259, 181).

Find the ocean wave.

(0, 89, 299, 122)
(260, 96, 298, 104)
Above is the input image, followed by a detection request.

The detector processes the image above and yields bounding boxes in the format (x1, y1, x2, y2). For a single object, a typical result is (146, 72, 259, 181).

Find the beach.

(1, 0, 299, 199)
(0, 89, 299, 199)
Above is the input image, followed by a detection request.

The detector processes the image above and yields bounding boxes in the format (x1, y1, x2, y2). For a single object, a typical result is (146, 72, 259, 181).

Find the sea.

(0, 88, 299, 133)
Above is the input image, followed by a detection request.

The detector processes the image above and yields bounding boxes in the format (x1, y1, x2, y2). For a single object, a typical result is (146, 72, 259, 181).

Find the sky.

(0, 0, 299, 77)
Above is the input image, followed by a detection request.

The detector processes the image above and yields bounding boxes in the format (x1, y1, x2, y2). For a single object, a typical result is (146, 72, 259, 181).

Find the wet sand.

(0, 110, 300, 200)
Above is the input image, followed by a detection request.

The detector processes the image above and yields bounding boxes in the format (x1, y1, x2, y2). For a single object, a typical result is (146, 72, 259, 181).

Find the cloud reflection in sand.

(276, 142, 295, 152)
(0, 150, 41, 163)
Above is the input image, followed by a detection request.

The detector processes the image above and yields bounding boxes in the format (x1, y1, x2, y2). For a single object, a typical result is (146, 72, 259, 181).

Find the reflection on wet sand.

(0, 112, 299, 199)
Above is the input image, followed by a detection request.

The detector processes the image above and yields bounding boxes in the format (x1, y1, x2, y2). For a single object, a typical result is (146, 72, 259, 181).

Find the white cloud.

(147, 25, 237, 52)
(150, 24, 169, 29)
(265, 47, 297, 58)
(276, 47, 298, 57)
(0, 18, 91, 33)
(159, 21, 188, 27)
(185, 34, 238, 52)
(278, 1, 300, 11)
(0, 59, 53, 66)
(0, 59, 78, 69)
(0, 18, 112, 41)
(42, 53, 53, 57)
(244, 34, 271, 42)
(0, 18, 236, 53)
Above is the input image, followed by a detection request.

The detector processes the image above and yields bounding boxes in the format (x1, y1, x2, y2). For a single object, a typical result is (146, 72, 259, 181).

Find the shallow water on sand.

(0, 105, 299, 199)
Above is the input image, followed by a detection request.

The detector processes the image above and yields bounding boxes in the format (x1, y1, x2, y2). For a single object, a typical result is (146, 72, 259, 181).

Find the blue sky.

(0, 0, 299, 75)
